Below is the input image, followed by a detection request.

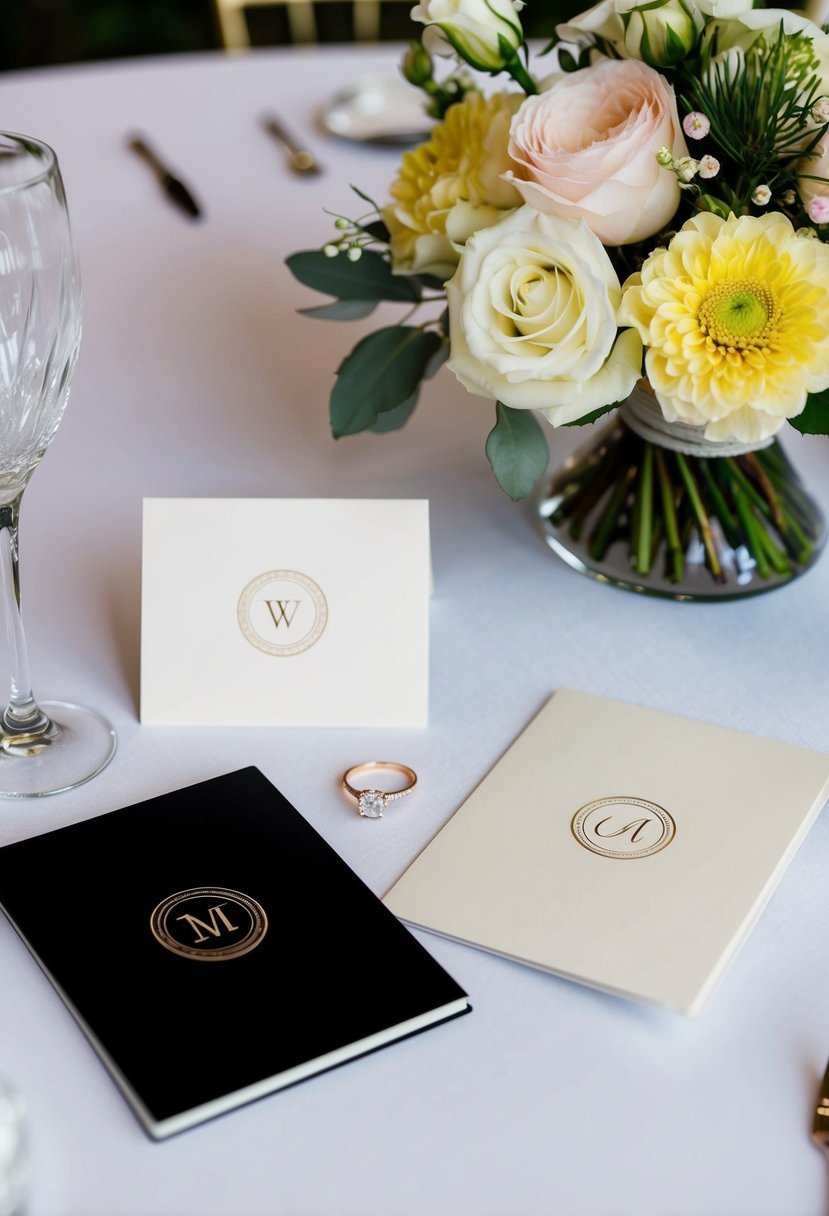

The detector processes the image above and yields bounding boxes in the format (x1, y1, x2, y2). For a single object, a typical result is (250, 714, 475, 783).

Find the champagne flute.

(0, 132, 115, 796)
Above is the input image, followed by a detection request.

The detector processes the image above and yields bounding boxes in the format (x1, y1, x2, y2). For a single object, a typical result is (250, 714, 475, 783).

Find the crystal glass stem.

(0, 1077, 28, 1216)
(0, 489, 52, 743)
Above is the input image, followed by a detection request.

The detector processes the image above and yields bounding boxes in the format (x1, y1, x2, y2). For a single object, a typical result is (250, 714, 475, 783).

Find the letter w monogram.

(594, 816, 653, 844)
(176, 903, 239, 944)
(264, 598, 301, 630)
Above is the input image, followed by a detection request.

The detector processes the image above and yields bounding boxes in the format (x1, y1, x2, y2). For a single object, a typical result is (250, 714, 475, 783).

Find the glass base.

(0, 1078, 28, 1216)
(0, 700, 116, 797)
(535, 420, 827, 602)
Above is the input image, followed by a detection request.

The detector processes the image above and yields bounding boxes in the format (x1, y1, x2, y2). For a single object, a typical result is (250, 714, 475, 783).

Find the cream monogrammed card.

(384, 689, 829, 1015)
(141, 499, 429, 726)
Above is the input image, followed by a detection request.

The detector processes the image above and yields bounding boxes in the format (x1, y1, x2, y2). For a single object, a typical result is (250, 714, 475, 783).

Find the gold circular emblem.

(571, 796, 676, 859)
(237, 569, 328, 657)
(150, 887, 268, 961)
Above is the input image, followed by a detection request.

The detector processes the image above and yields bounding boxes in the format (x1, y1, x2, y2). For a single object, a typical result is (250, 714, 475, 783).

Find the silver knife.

(127, 134, 203, 220)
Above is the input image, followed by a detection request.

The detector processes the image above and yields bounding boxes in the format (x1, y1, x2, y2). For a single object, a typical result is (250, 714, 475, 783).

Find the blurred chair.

(212, 0, 404, 46)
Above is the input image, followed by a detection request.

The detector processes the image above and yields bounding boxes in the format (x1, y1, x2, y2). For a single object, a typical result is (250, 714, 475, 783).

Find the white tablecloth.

(0, 44, 827, 1216)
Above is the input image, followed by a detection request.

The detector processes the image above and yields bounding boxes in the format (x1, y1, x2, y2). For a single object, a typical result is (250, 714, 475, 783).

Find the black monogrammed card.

(0, 768, 470, 1138)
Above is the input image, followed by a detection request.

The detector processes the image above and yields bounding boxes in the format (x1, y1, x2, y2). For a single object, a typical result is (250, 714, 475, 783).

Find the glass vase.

(535, 412, 826, 602)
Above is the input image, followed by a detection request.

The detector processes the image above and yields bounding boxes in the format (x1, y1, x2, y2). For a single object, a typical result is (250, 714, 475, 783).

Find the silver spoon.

(261, 114, 323, 176)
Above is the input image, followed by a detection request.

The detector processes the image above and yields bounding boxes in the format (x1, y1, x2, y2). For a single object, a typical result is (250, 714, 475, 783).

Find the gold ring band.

(342, 761, 417, 819)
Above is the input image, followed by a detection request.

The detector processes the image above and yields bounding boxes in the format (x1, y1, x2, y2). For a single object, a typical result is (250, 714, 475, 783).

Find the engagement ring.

(342, 761, 417, 819)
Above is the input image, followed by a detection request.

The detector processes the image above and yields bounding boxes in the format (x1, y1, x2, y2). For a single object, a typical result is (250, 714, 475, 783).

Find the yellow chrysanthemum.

(382, 91, 521, 281)
(620, 212, 829, 442)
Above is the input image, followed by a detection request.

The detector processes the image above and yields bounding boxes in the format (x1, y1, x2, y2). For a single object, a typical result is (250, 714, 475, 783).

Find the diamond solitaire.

(358, 791, 387, 818)
(342, 762, 418, 819)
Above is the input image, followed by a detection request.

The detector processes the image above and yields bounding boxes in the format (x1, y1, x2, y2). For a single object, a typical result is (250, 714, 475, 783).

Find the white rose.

(503, 58, 688, 245)
(411, 0, 523, 71)
(446, 206, 643, 423)
(555, 0, 627, 54)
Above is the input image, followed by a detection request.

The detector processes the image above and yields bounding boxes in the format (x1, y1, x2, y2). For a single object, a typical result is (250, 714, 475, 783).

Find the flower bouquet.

(287, 0, 829, 599)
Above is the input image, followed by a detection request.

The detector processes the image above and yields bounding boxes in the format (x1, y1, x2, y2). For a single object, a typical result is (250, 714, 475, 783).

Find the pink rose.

(503, 59, 688, 245)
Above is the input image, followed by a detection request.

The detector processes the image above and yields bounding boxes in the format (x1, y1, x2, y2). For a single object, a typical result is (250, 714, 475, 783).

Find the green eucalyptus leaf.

(424, 340, 450, 379)
(564, 401, 622, 427)
(298, 298, 378, 321)
(485, 402, 549, 501)
(331, 327, 442, 436)
(285, 250, 420, 303)
(370, 392, 419, 432)
(789, 390, 829, 435)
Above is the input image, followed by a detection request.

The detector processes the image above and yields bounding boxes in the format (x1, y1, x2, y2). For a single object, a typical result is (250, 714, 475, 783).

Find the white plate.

(320, 74, 433, 146)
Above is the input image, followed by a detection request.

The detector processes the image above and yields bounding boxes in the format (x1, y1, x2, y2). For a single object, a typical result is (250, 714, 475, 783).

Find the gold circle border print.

(571, 796, 676, 859)
(237, 568, 328, 657)
(150, 887, 268, 961)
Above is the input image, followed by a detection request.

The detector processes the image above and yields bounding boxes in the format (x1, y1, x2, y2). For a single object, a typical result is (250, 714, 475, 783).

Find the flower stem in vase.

(754, 519, 792, 577)
(588, 463, 638, 561)
(631, 443, 654, 576)
(747, 455, 814, 562)
(758, 455, 821, 544)
(654, 447, 684, 584)
(699, 461, 741, 551)
(740, 453, 785, 534)
(536, 415, 826, 599)
(724, 457, 806, 567)
(552, 430, 628, 538)
(730, 482, 772, 579)
(674, 452, 724, 583)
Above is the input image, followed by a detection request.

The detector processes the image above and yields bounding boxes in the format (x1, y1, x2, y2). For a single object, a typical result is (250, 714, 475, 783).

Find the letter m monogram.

(264, 598, 301, 630)
(176, 903, 239, 944)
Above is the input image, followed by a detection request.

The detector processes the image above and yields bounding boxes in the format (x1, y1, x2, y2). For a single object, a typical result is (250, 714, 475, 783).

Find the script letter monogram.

(593, 816, 651, 844)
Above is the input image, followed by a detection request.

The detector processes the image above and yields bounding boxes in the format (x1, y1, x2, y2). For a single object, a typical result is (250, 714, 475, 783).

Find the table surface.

(0, 43, 828, 1216)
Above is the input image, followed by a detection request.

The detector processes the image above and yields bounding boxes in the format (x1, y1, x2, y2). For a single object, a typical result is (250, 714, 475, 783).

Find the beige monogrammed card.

(384, 689, 829, 1015)
(141, 499, 429, 726)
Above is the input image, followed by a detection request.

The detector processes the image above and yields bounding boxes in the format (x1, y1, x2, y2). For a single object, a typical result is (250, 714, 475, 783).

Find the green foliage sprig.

(286, 189, 450, 438)
(680, 23, 828, 210)
(286, 197, 554, 496)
